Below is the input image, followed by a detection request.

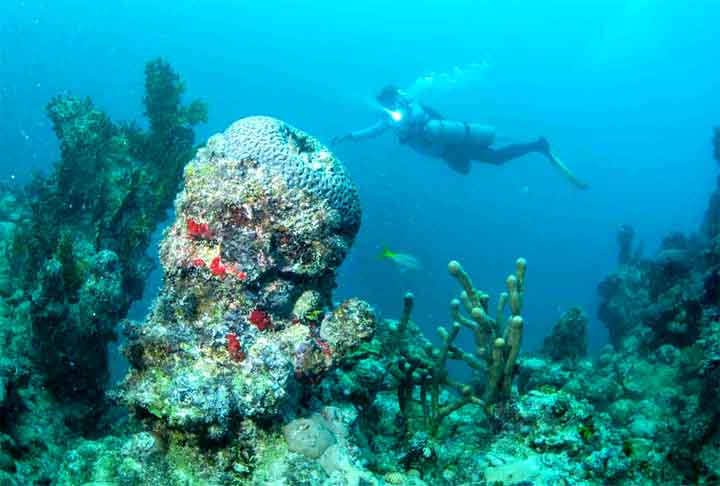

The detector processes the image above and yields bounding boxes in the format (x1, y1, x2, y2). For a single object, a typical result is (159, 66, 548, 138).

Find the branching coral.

(387, 258, 528, 436)
(446, 258, 527, 404)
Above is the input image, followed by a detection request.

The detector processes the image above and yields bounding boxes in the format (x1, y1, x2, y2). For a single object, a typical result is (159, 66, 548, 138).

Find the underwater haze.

(2, 1, 720, 484)
(3, 0, 718, 350)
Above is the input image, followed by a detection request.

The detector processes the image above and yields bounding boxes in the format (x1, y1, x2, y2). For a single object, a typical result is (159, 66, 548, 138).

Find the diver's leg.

(474, 137, 589, 189)
(473, 140, 544, 165)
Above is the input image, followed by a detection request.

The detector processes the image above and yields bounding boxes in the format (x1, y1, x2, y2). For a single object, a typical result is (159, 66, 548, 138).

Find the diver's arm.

(350, 120, 388, 140)
(332, 119, 388, 145)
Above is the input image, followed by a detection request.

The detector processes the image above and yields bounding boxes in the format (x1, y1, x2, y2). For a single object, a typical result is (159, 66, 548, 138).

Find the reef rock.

(540, 306, 588, 362)
(119, 116, 374, 437)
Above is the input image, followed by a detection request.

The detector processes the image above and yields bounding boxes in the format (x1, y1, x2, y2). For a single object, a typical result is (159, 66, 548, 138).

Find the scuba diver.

(332, 85, 588, 189)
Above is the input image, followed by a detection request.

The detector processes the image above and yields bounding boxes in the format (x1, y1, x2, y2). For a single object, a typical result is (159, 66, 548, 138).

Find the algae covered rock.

(320, 298, 375, 356)
(540, 306, 588, 362)
(268, 406, 377, 486)
(176, 115, 360, 291)
(2, 59, 208, 437)
(120, 117, 374, 436)
(283, 416, 336, 459)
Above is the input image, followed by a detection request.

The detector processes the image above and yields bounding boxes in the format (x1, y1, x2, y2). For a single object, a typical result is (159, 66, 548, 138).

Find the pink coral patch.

(228, 264, 247, 281)
(249, 309, 272, 331)
(187, 218, 214, 240)
(226, 333, 244, 362)
(210, 256, 227, 278)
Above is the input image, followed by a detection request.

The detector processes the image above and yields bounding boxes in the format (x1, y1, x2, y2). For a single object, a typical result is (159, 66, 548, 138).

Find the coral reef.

(363, 258, 526, 437)
(598, 232, 701, 349)
(446, 258, 527, 405)
(22, 58, 207, 418)
(4, 77, 720, 485)
(540, 306, 588, 362)
(616, 223, 643, 265)
(505, 129, 720, 484)
(702, 126, 720, 239)
(592, 230, 720, 481)
(312, 260, 533, 481)
(0, 59, 206, 484)
(541, 132, 720, 482)
(119, 116, 373, 443)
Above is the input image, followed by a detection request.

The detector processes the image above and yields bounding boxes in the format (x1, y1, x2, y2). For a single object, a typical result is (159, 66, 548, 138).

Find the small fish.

(377, 247, 423, 272)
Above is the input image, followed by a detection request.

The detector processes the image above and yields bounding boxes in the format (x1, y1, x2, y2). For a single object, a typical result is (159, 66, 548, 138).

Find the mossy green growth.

(55, 231, 84, 298)
(143, 58, 207, 136)
(139, 59, 208, 195)
(183, 99, 209, 127)
(16, 58, 207, 421)
(623, 438, 634, 457)
(578, 420, 596, 442)
(538, 384, 558, 394)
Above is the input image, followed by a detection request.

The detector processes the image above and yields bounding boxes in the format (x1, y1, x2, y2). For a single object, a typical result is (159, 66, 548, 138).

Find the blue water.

(2, 0, 718, 354)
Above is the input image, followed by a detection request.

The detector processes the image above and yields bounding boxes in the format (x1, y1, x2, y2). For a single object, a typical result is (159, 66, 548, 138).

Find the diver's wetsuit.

(348, 101, 442, 155)
(347, 99, 544, 175)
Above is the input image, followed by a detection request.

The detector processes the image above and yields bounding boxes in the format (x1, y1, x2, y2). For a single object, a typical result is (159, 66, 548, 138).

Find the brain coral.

(203, 115, 361, 233)
(160, 116, 362, 314)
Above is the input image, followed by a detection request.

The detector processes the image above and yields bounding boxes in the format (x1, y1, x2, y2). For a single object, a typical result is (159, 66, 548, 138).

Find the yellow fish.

(377, 247, 423, 272)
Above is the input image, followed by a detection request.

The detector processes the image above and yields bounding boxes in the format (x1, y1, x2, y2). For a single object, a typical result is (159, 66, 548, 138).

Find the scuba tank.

(424, 120, 496, 147)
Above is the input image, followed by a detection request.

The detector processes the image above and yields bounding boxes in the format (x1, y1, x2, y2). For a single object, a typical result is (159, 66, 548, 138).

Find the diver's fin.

(550, 152, 589, 190)
(540, 139, 589, 190)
